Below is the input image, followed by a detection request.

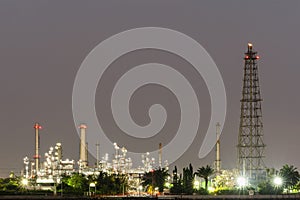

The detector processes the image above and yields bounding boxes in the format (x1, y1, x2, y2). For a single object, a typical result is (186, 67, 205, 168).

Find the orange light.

(79, 124, 87, 129)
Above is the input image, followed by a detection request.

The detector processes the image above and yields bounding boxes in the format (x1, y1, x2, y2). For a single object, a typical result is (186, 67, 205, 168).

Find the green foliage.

(170, 166, 183, 194)
(142, 167, 169, 193)
(195, 165, 214, 191)
(66, 173, 88, 194)
(214, 188, 239, 195)
(0, 177, 21, 192)
(258, 180, 283, 195)
(59, 172, 128, 195)
(194, 187, 209, 195)
(279, 164, 300, 191)
(96, 172, 127, 195)
(182, 163, 194, 194)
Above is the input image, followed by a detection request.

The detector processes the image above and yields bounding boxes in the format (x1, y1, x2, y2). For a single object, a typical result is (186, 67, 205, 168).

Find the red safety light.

(245, 55, 249, 59)
(34, 124, 42, 129)
(256, 56, 260, 59)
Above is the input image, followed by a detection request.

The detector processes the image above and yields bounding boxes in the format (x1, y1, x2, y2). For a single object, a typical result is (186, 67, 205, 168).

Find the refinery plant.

(15, 43, 299, 197)
(18, 43, 266, 193)
(21, 122, 168, 193)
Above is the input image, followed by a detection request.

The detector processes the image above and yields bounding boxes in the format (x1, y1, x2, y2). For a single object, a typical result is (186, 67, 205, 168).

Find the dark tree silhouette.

(182, 163, 194, 194)
(142, 167, 169, 193)
(195, 165, 214, 191)
(279, 164, 300, 191)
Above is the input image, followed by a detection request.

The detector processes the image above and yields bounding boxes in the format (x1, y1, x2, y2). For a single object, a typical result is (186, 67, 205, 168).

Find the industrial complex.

(18, 43, 269, 194)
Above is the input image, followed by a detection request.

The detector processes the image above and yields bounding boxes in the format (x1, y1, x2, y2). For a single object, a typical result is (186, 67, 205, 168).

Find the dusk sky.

(0, 1, 299, 177)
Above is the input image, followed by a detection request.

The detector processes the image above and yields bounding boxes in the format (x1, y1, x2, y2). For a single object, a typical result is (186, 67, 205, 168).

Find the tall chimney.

(79, 124, 88, 168)
(33, 123, 42, 175)
(215, 122, 221, 174)
(159, 143, 162, 168)
(96, 142, 99, 168)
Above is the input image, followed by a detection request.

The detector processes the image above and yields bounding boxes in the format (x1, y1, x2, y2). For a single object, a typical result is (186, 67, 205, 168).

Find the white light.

(165, 182, 171, 188)
(248, 43, 252, 47)
(237, 176, 247, 187)
(208, 186, 215, 193)
(274, 176, 283, 186)
(22, 179, 28, 186)
(193, 180, 200, 189)
(90, 182, 96, 187)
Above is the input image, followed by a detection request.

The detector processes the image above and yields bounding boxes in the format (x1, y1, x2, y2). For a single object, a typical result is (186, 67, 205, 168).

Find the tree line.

(1, 164, 300, 195)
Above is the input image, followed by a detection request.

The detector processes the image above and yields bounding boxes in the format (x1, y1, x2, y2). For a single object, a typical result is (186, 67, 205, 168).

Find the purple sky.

(0, 1, 299, 177)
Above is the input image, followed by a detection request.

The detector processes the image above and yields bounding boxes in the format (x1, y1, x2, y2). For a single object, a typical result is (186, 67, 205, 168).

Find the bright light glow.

(208, 186, 215, 193)
(248, 43, 252, 47)
(22, 179, 28, 185)
(89, 182, 96, 187)
(193, 180, 200, 189)
(165, 182, 171, 188)
(237, 176, 247, 187)
(274, 176, 283, 186)
(256, 56, 260, 59)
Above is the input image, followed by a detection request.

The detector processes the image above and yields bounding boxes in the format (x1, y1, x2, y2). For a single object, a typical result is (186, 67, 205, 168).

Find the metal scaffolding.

(237, 43, 266, 182)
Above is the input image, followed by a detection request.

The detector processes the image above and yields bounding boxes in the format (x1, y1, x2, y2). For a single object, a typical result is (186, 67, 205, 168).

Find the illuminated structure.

(96, 142, 100, 168)
(158, 143, 162, 168)
(23, 156, 29, 179)
(215, 122, 221, 174)
(33, 123, 42, 175)
(79, 124, 88, 168)
(237, 43, 266, 182)
(22, 122, 168, 194)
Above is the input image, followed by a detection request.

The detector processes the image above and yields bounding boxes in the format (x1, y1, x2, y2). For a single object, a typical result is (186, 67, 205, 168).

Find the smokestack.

(96, 142, 99, 168)
(79, 124, 88, 168)
(215, 122, 221, 174)
(159, 143, 162, 168)
(33, 123, 42, 175)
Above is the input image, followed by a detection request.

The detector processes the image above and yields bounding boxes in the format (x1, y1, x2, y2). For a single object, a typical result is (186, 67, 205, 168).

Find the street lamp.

(89, 182, 96, 196)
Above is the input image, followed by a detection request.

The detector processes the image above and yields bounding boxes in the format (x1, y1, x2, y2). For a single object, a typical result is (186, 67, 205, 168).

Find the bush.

(195, 188, 209, 195)
(258, 181, 283, 195)
(214, 188, 240, 195)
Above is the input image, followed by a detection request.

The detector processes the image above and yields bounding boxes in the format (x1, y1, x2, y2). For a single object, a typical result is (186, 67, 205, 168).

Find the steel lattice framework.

(237, 43, 266, 181)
